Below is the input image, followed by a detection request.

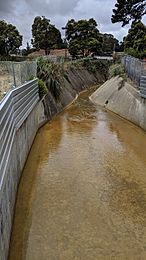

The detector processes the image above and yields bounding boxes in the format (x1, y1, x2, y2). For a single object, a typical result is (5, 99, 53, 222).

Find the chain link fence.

(122, 55, 146, 86)
(40, 55, 72, 63)
(0, 61, 37, 100)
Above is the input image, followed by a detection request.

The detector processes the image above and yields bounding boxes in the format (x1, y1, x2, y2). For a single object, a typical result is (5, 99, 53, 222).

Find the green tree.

(32, 16, 62, 55)
(118, 41, 124, 52)
(111, 0, 146, 26)
(102, 34, 119, 54)
(21, 42, 35, 56)
(124, 21, 146, 58)
(65, 18, 103, 58)
(0, 20, 22, 55)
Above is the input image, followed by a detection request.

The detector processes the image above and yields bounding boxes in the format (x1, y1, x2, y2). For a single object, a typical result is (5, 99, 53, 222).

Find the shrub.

(92, 59, 111, 78)
(38, 79, 48, 99)
(68, 57, 111, 79)
(126, 48, 146, 59)
(37, 58, 63, 100)
(109, 64, 125, 78)
(28, 75, 35, 81)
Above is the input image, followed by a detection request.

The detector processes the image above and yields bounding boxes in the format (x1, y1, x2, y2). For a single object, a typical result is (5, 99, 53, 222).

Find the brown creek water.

(9, 87, 146, 260)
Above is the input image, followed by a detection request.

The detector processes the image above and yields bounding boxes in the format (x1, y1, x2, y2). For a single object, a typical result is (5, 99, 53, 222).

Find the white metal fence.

(122, 56, 146, 86)
(140, 76, 146, 98)
(0, 79, 39, 182)
(0, 79, 39, 260)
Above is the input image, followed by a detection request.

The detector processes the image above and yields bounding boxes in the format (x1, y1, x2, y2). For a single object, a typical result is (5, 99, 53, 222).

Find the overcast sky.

(0, 0, 143, 47)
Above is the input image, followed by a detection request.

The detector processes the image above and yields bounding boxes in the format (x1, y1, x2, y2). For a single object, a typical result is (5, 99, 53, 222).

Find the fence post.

(143, 58, 146, 76)
(12, 62, 16, 87)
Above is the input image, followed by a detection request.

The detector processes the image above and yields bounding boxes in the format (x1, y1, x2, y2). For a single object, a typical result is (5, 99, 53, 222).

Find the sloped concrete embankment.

(42, 67, 105, 121)
(90, 76, 146, 131)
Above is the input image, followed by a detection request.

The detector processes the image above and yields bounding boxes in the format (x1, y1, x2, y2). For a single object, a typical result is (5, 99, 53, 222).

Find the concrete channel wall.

(90, 76, 146, 131)
(0, 79, 44, 260)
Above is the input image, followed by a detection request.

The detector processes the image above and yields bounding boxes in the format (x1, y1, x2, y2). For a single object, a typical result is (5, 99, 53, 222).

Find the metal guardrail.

(0, 79, 39, 259)
(0, 79, 39, 191)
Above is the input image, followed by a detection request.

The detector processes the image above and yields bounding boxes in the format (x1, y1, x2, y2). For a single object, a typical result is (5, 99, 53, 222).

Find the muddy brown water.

(9, 87, 146, 259)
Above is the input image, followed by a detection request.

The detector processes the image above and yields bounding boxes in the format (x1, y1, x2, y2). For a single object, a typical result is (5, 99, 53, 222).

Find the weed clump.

(109, 64, 125, 79)
(37, 58, 63, 100)
(38, 79, 48, 99)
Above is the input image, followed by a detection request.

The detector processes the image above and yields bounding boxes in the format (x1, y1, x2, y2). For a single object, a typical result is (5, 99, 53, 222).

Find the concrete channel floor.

(9, 89, 146, 260)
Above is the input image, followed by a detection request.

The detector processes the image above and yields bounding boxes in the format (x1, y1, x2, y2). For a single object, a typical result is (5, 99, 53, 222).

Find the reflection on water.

(9, 87, 146, 259)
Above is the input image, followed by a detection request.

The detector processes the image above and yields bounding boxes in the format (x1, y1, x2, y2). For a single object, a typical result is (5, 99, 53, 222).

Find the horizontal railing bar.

(16, 97, 39, 130)
(12, 82, 37, 102)
(13, 86, 38, 112)
(15, 93, 39, 128)
(0, 108, 14, 151)
(0, 79, 39, 186)
(14, 90, 38, 124)
(0, 100, 13, 133)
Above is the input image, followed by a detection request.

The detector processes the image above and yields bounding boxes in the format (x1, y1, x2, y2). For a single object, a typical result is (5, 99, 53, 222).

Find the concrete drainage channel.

(0, 64, 103, 259)
(1, 73, 146, 259)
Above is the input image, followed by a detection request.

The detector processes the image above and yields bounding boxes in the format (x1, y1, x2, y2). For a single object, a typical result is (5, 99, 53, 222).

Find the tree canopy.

(111, 0, 146, 26)
(102, 34, 119, 54)
(65, 18, 103, 57)
(32, 16, 63, 55)
(0, 20, 22, 56)
(124, 21, 146, 58)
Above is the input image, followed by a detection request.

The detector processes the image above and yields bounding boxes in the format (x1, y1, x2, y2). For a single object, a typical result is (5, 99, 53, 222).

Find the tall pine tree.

(111, 0, 146, 26)
(124, 21, 146, 58)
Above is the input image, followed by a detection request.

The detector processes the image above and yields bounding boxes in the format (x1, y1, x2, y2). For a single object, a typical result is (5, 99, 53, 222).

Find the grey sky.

(0, 0, 144, 47)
